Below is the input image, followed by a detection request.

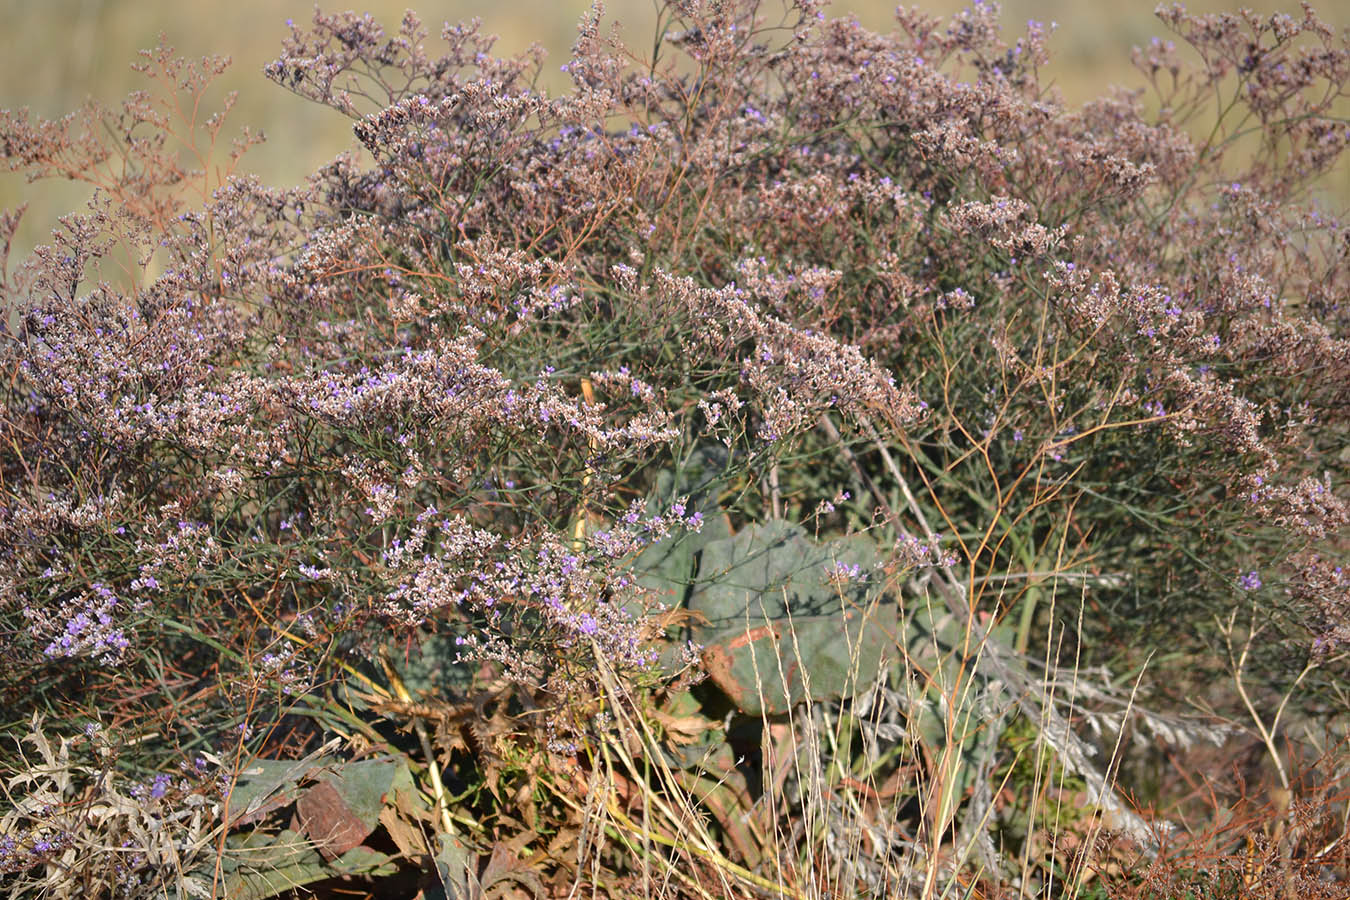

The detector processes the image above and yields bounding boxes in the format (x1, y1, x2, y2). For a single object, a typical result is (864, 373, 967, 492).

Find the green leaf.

(225, 747, 339, 827)
(424, 832, 478, 900)
(686, 520, 897, 715)
(631, 442, 735, 605)
(384, 631, 478, 699)
(218, 829, 396, 900)
(295, 755, 417, 856)
(897, 600, 1015, 797)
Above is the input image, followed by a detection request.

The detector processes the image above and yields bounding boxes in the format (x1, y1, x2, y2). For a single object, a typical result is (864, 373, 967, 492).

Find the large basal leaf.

(687, 519, 897, 715)
(425, 832, 477, 900)
(896, 599, 1016, 800)
(378, 631, 478, 702)
(296, 755, 417, 859)
(215, 752, 415, 897)
(217, 828, 396, 900)
(224, 743, 342, 827)
(630, 442, 735, 606)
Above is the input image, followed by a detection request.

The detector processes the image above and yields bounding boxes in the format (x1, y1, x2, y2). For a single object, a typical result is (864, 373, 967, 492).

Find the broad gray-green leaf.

(296, 755, 416, 857)
(218, 828, 396, 900)
(687, 520, 896, 715)
(631, 442, 735, 605)
(225, 741, 341, 827)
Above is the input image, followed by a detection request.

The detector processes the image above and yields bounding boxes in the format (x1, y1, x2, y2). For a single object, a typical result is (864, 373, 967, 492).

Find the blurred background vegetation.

(2, 0, 1347, 260)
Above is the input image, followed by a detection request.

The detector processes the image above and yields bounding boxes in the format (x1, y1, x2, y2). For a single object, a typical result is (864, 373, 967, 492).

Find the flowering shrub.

(2, 1, 1348, 896)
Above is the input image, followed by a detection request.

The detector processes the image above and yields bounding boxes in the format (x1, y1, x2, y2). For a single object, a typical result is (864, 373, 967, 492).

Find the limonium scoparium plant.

(1, 0, 1348, 894)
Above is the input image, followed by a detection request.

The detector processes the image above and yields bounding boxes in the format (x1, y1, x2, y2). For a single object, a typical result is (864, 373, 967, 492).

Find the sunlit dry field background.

(2, 0, 1348, 257)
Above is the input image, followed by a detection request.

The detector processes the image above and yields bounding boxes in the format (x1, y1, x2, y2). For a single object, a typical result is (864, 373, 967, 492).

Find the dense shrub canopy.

(1, 1, 1348, 896)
